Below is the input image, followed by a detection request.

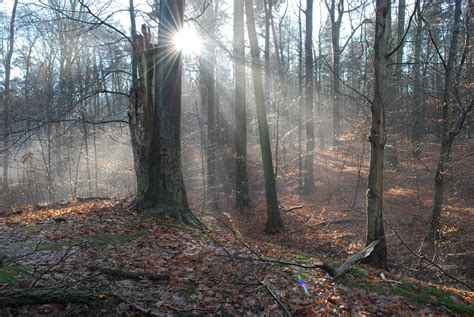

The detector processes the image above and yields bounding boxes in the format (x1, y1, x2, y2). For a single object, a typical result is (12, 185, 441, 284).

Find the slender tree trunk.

(2, 0, 19, 192)
(411, 2, 423, 144)
(234, 0, 250, 209)
(365, 0, 390, 269)
(200, 2, 218, 210)
(429, 0, 462, 240)
(304, 0, 316, 193)
(297, 0, 304, 191)
(245, 0, 284, 233)
(326, 0, 343, 145)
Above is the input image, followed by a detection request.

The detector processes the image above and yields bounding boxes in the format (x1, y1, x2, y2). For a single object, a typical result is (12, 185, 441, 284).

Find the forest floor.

(0, 139, 473, 315)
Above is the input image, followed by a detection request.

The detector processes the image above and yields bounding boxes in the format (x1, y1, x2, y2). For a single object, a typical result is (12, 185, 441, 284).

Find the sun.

(173, 25, 202, 55)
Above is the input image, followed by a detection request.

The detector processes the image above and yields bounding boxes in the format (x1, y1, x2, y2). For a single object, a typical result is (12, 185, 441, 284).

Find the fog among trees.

(0, 0, 472, 315)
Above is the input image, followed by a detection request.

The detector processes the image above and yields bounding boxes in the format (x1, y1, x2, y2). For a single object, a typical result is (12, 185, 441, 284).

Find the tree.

(128, 1, 154, 206)
(325, 0, 343, 145)
(429, 0, 464, 240)
(303, 0, 316, 193)
(131, 0, 199, 226)
(200, 1, 218, 210)
(245, 0, 284, 233)
(1, 0, 19, 192)
(234, 0, 250, 209)
(364, 0, 390, 269)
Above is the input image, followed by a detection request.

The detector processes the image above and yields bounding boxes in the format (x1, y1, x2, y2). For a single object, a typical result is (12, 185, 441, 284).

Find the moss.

(156, 221, 191, 234)
(25, 223, 50, 234)
(92, 231, 147, 245)
(339, 272, 473, 314)
(36, 240, 72, 251)
(351, 267, 367, 279)
(296, 254, 309, 264)
(178, 289, 193, 298)
(0, 268, 16, 284)
(394, 282, 474, 314)
(0, 265, 35, 285)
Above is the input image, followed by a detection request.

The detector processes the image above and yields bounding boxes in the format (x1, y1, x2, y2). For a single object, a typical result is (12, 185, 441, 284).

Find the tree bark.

(234, 0, 250, 209)
(128, 5, 154, 206)
(411, 1, 423, 144)
(245, 0, 284, 233)
(144, 0, 198, 226)
(1, 0, 19, 192)
(364, 0, 390, 269)
(304, 0, 316, 193)
(429, 0, 462, 240)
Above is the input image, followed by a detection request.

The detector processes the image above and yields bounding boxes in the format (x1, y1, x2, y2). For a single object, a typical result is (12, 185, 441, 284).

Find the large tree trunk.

(365, 0, 390, 269)
(234, 0, 250, 209)
(1, 0, 19, 192)
(429, 0, 462, 241)
(245, 0, 284, 233)
(144, 0, 197, 226)
(303, 0, 316, 193)
(128, 2, 154, 206)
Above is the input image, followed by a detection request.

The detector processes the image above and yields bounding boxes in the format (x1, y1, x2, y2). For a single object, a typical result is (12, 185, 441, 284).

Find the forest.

(0, 0, 472, 315)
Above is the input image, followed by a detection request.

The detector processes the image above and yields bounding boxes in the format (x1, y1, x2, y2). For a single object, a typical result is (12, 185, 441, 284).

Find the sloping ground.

(0, 200, 472, 315)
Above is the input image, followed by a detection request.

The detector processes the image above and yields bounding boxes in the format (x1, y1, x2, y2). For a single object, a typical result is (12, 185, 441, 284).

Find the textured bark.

(234, 0, 250, 208)
(128, 3, 154, 205)
(144, 0, 196, 225)
(245, 0, 284, 233)
(304, 0, 316, 193)
(365, 0, 390, 269)
(1, 0, 19, 192)
(429, 0, 462, 240)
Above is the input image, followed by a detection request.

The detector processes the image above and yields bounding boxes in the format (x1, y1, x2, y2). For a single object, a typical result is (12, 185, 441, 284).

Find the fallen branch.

(283, 205, 303, 212)
(334, 240, 379, 278)
(380, 273, 402, 284)
(223, 241, 379, 279)
(253, 273, 292, 317)
(89, 265, 170, 281)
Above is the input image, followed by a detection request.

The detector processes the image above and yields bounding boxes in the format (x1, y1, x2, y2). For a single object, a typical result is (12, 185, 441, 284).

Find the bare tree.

(364, 0, 390, 269)
(234, 0, 250, 209)
(303, 0, 316, 193)
(245, 0, 284, 233)
(1, 0, 19, 192)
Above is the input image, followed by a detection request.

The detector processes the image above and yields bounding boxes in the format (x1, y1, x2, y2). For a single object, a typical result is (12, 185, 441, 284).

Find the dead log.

(89, 266, 170, 281)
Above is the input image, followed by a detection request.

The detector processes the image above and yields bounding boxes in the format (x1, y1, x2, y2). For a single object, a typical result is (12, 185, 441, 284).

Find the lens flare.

(173, 25, 202, 55)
